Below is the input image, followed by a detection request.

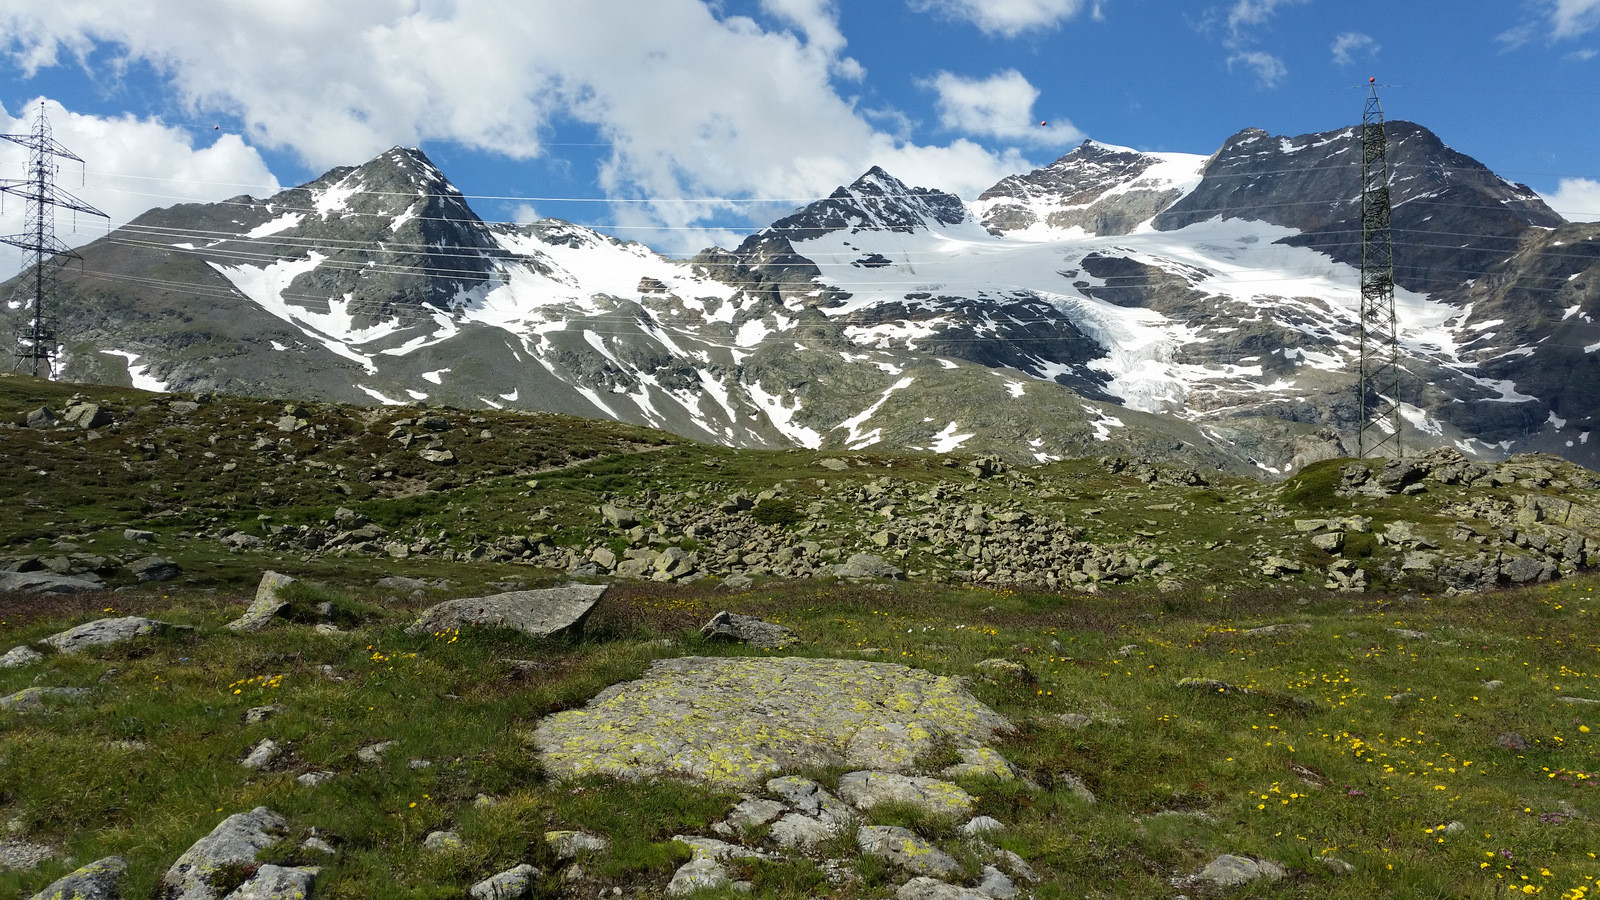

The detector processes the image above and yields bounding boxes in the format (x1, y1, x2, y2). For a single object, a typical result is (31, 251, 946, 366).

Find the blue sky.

(2, 0, 1599, 258)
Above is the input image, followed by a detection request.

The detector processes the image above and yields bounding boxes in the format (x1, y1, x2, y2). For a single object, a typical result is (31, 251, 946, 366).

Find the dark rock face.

(762, 167, 970, 241)
(1152, 122, 1564, 292)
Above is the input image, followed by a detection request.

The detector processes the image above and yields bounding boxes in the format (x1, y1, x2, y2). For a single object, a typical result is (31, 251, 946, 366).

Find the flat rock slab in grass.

(0, 571, 106, 595)
(1, 687, 91, 712)
(838, 771, 976, 817)
(405, 583, 609, 638)
(25, 855, 126, 899)
(1193, 854, 1287, 887)
(160, 807, 288, 900)
(227, 571, 296, 633)
(534, 656, 1013, 788)
(857, 825, 962, 878)
(896, 876, 991, 900)
(40, 616, 174, 654)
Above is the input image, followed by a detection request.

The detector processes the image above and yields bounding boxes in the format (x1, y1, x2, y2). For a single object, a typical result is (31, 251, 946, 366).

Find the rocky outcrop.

(533, 656, 1013, 788)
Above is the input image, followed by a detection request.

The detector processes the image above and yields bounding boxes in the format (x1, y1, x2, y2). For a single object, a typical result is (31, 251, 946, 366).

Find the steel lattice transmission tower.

(1356, 81, 1404, 459)
(1, 102, 107, 377)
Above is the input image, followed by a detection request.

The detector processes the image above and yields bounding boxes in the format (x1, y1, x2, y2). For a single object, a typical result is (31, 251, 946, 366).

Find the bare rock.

(39, 617, 173, 654)
(700, 611, 796, 650)
(24, 855, 126, 899)
(838, 771, 976, 817)
(1, 646, 43, 668)
(405, 583, 609, 638)
(159, 807, 288, 900)
(470, 863, 540, 899)
(856, 826, 961, 878)
(226, 572, 297, 633)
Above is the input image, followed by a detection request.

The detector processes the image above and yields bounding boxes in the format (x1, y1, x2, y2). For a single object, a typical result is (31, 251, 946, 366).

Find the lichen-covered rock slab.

(159, 807, 288, 900)
(533, 657, 1012, 788)
(837, 771, 976, 817)
(857, 825, 962, 878)
(26, 855, 126, 900)
(405, 583, 608, 638)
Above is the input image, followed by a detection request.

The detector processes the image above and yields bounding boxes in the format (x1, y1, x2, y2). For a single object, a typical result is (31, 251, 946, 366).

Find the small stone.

(0, 646, 43, 668)
(960, 816, 1003, 838)
(240, 738, 281, 769)
(408, 758, 432, 770)
(1320, 856, 1356, 875)
(1058, 773, 1096, 804)
(545, 830, 610, 860)
(469, 863, 540, 899)
(1496, 732, 1530, 752)
(976, 864, 1020, 899)
(667, 856, 728, 896)
(991, 849, 1038, 884)
(423, 830, 463, 851)
(301, 837, 338, 855)
(0, 839, 55, 870)
(296, 771, 335, 787)
(357, 740, 398, 763)
(1196, 854, 1286, 887)
(226, 863, 316, 899)
(1057, 712, 1093, 729)
(726, 798, 787, 833)
(123, 528, 156, 543)
(768, 813, 838, 849)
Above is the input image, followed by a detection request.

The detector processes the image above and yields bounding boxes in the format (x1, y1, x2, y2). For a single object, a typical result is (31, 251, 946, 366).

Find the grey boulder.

(40, 617, 173, 654)
(1, 687, 91, 711)
(700, 610, 796, 650)
(159, 807, 288, 900)
(227, 572, 297, 633)
(406, 583, 609, 638)
(1, 645, 44, 668)
(25, 855, 126, 900)
(833, 553, 904, 580)
(0, 571, 106, 595)
(126, 556, 181, 583)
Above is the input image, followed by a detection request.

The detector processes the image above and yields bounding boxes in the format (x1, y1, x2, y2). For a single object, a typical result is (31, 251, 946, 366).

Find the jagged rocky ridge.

(6, 122, 1599, 475)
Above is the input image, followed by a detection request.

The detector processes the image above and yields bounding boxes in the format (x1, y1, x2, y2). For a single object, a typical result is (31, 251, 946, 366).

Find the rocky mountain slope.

(5, 122, 1598, 475)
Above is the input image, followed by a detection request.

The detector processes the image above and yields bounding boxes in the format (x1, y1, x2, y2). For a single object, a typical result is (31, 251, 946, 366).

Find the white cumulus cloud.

(1331, 31, 1379, 66)
(908, 0, 1103, 37)
(1227, 51, 1289, 88)
(1541, 177, 1600, 222)
(1551, 0, 1600, 39)
(922, 69, 1084, 146)
(0, 98, 279, 253)
(0, 0, 1064, 255)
